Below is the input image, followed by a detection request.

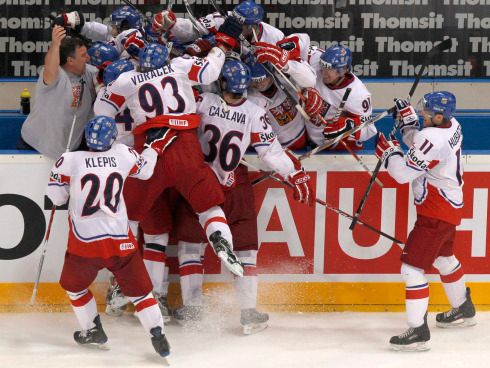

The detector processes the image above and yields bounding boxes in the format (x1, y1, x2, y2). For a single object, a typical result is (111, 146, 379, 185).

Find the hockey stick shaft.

(30, 206, 56, 305)
(241, 159, 402, 244)
(348, 38, 453, 231)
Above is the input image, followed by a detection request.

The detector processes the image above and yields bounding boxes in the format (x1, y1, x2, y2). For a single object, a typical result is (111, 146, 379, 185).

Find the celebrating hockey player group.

(35, 0, 475, 360)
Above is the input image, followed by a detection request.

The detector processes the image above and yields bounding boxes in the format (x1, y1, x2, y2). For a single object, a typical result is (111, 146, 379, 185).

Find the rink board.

(0, 153, 489, 310)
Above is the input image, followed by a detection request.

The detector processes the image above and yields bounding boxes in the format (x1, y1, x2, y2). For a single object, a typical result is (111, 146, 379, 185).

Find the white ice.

(1, 311, 489, 368)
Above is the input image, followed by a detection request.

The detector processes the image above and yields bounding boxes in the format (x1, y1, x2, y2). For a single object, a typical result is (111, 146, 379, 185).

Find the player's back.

(197, 93, 259, 186)
(113, 58, 199, 125)
(53, 144, 139, 241)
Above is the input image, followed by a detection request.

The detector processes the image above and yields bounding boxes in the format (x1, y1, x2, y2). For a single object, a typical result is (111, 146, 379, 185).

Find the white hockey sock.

(66, 289, 98, 330)
(234, 250, 258, 309)
(178, 241, 204, 306)
(197, 206, 233, 246)
(129, 293, 164, 335)
(402, 263, 429, 328)
(434, 256, 466, 308)
(143, 233, 169, 295)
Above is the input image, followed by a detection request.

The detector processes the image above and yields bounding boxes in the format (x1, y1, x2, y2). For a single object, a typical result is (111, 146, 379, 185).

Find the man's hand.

(375, 132, 403, 166)
(303, 87, 326, 119)
(51, 25, 67, 48)
(394, 98, 419, 135)
(284, 149, 314, 206)
(323, 116, 356, 140)
(152, 10, 177, 33)
(185, 39, 213, 57)
(53, 11, 84, 33)
(124, 32, 146, 58)
(215, 16, 243, 51)
(254, 42, 289, 71)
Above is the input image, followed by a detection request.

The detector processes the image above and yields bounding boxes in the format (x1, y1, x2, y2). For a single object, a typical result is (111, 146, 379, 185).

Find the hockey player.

(304, 45, 376, 149)
(45, 115, 174, 358)
(247, 33, 317, 150)
(374, 92, 476, 351)
(172, 59, 313, 333)
(94, 17, 246, 278)
(151, 0, 284, 51)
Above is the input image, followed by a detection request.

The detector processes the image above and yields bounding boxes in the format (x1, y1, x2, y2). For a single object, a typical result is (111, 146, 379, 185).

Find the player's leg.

(172, 197, 207, 324)
(170, 131, 243, 276)
(389, 216, 443, 351)
(59, 252, 108, 347)
(227, 168, 268, 334)
(111, 249, 170, 358)
(105, 161, 168, 316)
(175, 241, 206, 325)
(432, 222, 476, 327)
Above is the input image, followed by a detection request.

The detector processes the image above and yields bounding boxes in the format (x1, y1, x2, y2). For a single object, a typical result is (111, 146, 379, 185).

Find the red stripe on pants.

(135, 297, 158, 312)
(406, 287, 429, 300)
(179, 264, 203, 276)
(441, 266, 464, 283)
(70, 290, 94, 307)
(143, 250, 166, 263)
(203, 216, 227, 234)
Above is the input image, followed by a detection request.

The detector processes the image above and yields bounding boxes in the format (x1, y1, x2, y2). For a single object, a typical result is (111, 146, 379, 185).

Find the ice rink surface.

(1, 310, 489, 368)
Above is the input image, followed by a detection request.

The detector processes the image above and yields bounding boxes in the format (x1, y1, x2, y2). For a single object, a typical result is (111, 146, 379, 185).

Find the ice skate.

(105, 276, 129, 317)
(174, 305, 203, 327)
(240, 308, 269, 335)
(74, 315, 108, 349)
(209, 231, 244, 277)
(150, 326, 170, 359)
(154, 292, 171, 324)
(436, 287, 476, 328)
(390, 312, 430, 352)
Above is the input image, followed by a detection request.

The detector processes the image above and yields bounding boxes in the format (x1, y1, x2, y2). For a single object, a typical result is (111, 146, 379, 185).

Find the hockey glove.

(185, 39, 213, 57)
(375, 133, 403, 167)
(323, 116, 357, 140)
(215, 16, 242, 50)
(394, 98, 420, 135)
(53, 11, 85, 33)
(284, 149, 314, 206)
(144, 127, 178, 155)
(287, 170, 313, 206)
(124, 32, 147, 58)
(151, 10, 177, 33)
(303, 87, 327, 120)
(254, 42, 290, 71)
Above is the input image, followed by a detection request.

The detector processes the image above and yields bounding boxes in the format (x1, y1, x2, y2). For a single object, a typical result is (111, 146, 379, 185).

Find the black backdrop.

(0, 0, 488, 78)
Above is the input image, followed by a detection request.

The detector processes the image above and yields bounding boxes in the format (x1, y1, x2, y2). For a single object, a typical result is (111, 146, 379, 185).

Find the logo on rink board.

(1, 171, 489, 280)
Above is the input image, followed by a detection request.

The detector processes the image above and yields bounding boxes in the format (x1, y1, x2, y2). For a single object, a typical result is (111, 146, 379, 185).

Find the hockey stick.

(30, 82, 83, 305)
(348, 38, 453, 231)
(240, 159, 402, 244)
(182, 0, 209, 35)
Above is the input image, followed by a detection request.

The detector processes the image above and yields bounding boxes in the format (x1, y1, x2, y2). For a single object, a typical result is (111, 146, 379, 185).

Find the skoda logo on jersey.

(407, 147, 428, 170)
(259, 131, 276, 143)
(169, 119, 189, 127)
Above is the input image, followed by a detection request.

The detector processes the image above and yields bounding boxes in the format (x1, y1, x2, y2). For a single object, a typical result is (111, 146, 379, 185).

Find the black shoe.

(150, 326, 170, 357)
(436, 287, 477, 328)
(74, 315, 108, 347)
(240, 308, 269, 335)
(390, 312, 430, 352)
(209, 231, 244, 277)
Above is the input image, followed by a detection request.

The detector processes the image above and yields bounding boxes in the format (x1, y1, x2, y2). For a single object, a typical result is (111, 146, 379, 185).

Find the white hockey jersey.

(170, 12, 284, 45)
(93, 47, 226, 126)
(46, 144, 157, 256)
(386, 118, 464, 225)
(196, 93, 295, 187)
(306, 46, 376, 146)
